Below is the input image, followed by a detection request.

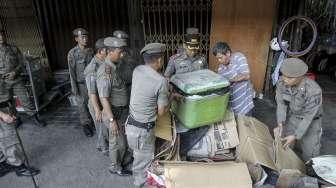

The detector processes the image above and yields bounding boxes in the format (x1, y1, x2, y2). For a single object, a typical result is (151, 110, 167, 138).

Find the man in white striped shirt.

(213, 42, 255, 116)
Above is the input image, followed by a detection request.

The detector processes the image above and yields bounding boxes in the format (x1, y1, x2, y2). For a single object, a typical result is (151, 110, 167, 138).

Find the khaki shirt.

(164, 50, 207, 77)
(276, 77, 322, 139)
(0, 44, 24, 80)
(96, 59, 128, 107)
(84, 56, 104, 95)
(129, 65, 169, 123)
(67, 45, 93, 94)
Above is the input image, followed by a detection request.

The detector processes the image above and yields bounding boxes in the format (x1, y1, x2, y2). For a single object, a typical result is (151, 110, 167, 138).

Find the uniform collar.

(289, 77, 306, 94)
(104, 58, 116, 68)
(94, 55, 105, 63)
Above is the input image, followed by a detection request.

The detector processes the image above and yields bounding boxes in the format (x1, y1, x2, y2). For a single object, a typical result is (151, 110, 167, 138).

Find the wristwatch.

(109, 117, 114, 123)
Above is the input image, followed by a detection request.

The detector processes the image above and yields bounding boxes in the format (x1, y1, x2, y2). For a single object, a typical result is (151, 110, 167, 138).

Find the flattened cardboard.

(155, 111, 173, 141)
(163, 161, 252, 188)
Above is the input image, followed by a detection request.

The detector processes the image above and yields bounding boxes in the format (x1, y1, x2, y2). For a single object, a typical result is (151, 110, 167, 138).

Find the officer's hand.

(95, 110, 102, 122)
(3, 71, 16, 80)
(110, 120, 119, 136)
(281, 135, 296, 149)
(172, 92, 183, 99)
(2, 114, 16, 124)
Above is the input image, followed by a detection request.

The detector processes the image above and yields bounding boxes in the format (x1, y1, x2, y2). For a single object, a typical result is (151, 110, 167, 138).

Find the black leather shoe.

(83, 125, 93, 137)
(31, 115, 46, 127)
(109, 168, 132, 176)
(14, 165, 40, 177)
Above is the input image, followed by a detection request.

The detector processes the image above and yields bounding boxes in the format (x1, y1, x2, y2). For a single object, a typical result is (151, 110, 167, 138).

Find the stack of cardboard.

(187, 111, 239, 160)
(152, 112, 307, 188)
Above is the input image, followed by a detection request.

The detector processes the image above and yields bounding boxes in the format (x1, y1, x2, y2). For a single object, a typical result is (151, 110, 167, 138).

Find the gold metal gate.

(141, 0, 212, 61)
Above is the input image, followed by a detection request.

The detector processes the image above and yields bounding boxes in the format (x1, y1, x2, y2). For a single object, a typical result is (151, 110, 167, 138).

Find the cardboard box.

(237, 115, 306, 173)
(155, 111, 173, 141)
(187, 111, 239, 158)
(163, 161, 252, 188)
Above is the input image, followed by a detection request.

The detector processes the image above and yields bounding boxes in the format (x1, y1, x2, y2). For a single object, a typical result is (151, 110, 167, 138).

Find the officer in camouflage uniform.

(96, 37, 132, 176)
(0, 74, 40, 177)
(84, 38, 108, 153)
(126, 43, 171, 188)
(113, 30, 138, 98)
(68, 28, 94, 137)
(0, 29, 45, 127)
(164, 27, 207, 78)
(274, 58, 323, 161)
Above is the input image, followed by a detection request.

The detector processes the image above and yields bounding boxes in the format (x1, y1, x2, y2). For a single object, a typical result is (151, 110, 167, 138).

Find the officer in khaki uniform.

(113, 30, 138, 98)
(274, 58, 323, 161)
(164, 27, 207, 78)
(96, 37, 132, 176)
(68, 28, 94, 137)
(0, 76, 39, 177)
(0, 29, 45, 127)
(84, 38, 108, 153)
(126, 43, 170, 188)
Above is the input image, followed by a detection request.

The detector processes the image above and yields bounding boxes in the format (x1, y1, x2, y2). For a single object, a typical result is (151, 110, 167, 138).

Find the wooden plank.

(209, 0, 276, 93)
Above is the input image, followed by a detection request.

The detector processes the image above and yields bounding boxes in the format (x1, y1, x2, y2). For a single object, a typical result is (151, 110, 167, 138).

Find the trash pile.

(148, 70, 336, 188)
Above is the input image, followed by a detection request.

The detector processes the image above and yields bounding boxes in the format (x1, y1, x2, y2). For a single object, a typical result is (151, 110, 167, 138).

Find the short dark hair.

(212, 42, 231, 56)
(143, 52, 163, 64)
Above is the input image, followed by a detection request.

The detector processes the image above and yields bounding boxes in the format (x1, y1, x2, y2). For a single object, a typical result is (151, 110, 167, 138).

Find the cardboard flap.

(155, 111, 173, 141)
(274, 137, 306, 173)
(237, 116, 306, 173)
(238, 137, 277, 171)
(236, 115, 273, 145)
(163, 161, 252, 188)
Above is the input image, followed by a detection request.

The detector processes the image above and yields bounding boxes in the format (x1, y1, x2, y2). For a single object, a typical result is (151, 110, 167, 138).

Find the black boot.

(83, 124, 93, 137)
(0, 162, 13, 177)
(14, 164, 40, 177)
(31, 114, 46, 127)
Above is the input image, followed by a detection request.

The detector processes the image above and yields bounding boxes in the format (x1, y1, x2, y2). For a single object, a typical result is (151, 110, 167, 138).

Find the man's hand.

(282, 135, 296, 149)
(95, 110, 102, 122)
(3, 71, 16, 80)
(109, 120, 119, 136)
(1, 114, 16, 124)
(171, 91, 183, 99)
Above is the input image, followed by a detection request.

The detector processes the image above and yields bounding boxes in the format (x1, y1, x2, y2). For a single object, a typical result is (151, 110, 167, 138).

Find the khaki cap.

(280, 58, 308, 77)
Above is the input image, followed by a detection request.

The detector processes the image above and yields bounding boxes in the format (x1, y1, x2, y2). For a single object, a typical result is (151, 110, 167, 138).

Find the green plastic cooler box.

(170, 69, 230, 129)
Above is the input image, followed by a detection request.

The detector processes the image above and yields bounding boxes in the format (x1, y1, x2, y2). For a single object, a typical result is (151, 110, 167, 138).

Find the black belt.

(295, 115, 321, 121)
(76, 81, 85, 84)
(0, 101, 10, 108)
(313, 116, 321, 120)
(127, 115, 155, 131)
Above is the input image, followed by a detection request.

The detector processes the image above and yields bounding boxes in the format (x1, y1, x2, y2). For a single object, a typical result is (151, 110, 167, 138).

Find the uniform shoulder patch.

(105, 65, 112, 74)
(170, 53, 184, 61)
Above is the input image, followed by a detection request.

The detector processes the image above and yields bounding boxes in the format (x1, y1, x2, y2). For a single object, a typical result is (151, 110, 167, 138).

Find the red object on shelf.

(306, 72, 316, 80)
